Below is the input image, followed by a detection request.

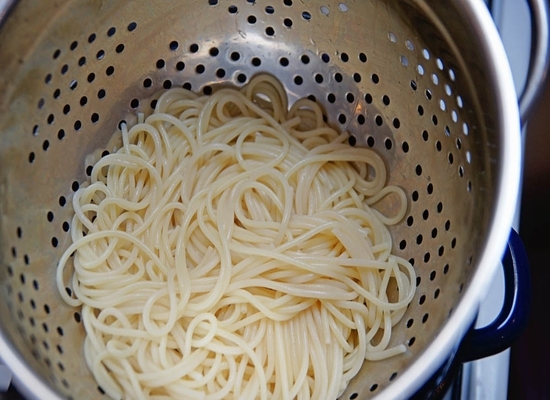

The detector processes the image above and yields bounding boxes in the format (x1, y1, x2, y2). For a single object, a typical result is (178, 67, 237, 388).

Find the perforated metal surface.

(0, 1, 519, 399)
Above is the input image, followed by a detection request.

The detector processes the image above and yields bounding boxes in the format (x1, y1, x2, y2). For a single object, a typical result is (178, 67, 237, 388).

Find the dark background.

(508, 79, 550, 399)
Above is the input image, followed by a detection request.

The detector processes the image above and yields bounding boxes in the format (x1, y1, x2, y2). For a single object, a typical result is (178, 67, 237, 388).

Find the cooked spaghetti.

(56, 74, 415, 400)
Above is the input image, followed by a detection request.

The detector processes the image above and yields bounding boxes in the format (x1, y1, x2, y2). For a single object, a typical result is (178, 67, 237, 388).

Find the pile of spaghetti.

(57, 75, 415, 400)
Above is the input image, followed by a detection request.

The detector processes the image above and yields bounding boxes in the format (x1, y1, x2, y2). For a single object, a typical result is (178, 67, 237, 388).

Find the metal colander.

(0, 1, 524, 399)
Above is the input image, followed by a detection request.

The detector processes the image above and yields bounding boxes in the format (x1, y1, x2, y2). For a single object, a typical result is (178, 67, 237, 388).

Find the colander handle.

(518, 0, 549, 123)
(460, 229, 531, 362)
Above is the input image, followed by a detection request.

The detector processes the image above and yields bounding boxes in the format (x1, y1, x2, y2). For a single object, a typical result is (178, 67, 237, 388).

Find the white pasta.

(56, 74, 416, 400)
